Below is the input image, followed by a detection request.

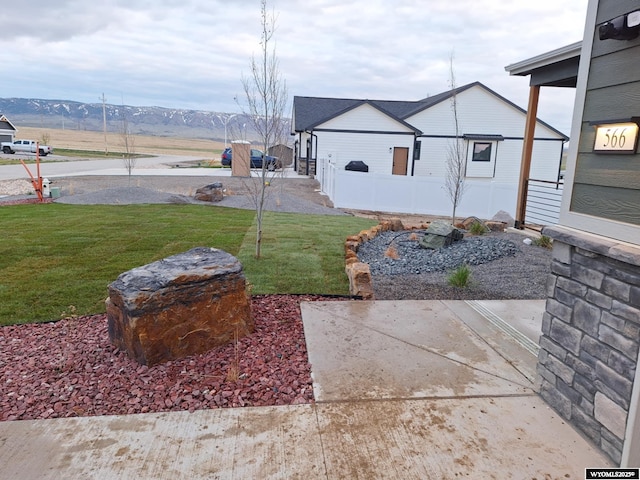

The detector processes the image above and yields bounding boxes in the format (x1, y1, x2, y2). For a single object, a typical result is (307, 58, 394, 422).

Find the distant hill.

(0, 98, 288, 142)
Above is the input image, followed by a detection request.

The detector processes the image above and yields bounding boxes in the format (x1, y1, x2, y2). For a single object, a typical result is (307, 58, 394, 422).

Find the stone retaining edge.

(344, 219, 430, 300)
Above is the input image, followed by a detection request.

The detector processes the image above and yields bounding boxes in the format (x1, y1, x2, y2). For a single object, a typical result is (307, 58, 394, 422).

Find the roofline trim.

(299, 99, 423, 135)
(0, 115, 18, 131)
(505, 41, 582, 77)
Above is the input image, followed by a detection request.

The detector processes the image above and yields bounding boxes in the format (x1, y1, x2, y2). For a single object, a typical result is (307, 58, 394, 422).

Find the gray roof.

(292, 97, 422, 135)
(293, 81, 568, 141)
(0, 115, 17, 131)
(292, 83, 478, 133)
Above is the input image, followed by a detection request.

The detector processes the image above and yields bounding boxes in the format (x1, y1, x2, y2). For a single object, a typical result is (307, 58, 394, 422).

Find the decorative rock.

(345, 262, 374, 299)
(385, 219, 405, 232)
(485, 221, 506, 232)
(459, 217, 479, 230)
(491, 210, 515, 228)
(195, 182, 224, 202)
(419, 220, 463, 250)
(106, 247, 253, 366)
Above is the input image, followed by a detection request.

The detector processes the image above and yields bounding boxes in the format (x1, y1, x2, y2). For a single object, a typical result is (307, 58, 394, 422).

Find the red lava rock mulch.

(0, 294, 341, 421)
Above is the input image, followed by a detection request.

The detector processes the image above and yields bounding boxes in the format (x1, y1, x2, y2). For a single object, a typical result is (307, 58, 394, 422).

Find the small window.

(472, 142, 492, 162)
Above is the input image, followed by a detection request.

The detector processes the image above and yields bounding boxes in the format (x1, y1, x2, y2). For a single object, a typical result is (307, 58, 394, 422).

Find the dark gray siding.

(570, 0, 640, 225)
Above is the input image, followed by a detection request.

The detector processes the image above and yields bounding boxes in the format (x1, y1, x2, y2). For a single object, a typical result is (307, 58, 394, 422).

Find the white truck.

(1, 140, 53, 156)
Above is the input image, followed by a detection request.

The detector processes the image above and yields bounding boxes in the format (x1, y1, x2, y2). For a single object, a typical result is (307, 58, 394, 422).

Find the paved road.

(0, 154, 203, 181)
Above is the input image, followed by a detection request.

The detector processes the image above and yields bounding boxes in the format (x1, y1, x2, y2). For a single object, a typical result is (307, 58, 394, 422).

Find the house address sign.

(593, 122, 639, 153)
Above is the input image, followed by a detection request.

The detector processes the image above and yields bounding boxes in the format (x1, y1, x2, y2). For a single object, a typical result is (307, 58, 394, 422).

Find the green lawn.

(0, 204, 375, 325)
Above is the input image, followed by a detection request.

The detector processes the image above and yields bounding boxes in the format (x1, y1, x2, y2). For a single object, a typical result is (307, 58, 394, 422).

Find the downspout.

(410, 135, 417, 176)
(556, 139, 566, 184)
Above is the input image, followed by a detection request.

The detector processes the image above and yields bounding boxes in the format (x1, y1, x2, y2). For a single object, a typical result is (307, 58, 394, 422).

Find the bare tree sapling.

(444, 54, 466, 225)
(240, 0, 288, 259)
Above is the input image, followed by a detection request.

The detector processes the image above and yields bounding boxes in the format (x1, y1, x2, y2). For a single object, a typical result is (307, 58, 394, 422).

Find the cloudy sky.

(1, 1, 588, 134)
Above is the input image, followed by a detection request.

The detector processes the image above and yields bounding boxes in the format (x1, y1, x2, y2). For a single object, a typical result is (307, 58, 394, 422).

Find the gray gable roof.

(292, 83, 478, 133)
(293, 97, 422, 134)
(0, 115, 17, 132)
(292, 81, 568, 141)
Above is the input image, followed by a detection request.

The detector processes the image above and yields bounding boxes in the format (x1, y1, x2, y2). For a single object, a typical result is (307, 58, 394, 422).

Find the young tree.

(241, 0, 288, 259)
(444, 54, 466, 225)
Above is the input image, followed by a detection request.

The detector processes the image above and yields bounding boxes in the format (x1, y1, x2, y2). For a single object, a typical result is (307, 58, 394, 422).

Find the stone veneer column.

(539, 225, 640, 464)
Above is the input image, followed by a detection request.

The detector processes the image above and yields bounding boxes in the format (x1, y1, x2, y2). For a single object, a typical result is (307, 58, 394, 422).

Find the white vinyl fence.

(316, 159, 564, 226)
(316, 158, 519, 220)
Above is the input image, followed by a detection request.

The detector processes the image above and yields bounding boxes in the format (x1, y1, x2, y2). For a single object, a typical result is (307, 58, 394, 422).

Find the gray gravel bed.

(358, 230, 519, 275)
(358, 231, 552, 300)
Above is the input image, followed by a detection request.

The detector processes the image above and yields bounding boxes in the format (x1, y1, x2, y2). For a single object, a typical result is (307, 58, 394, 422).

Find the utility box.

(42, 178, 51, 197)
(231, 141, 251, 177)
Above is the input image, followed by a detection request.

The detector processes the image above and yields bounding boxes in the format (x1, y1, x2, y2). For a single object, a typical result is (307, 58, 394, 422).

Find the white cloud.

(0, 0, 588, 133)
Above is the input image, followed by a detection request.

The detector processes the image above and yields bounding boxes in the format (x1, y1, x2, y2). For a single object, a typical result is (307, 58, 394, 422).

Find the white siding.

(412, 137, 451, 177)
(408, 86, 563, 139)
(315, 130, 414, 174)
(311, 103, 415, 174)
(318, 103, 414, 132)
(492, 141, 523, 181)
(530, 141, 563, 181)
(409, 85, 564, 182)
(465, 140, 497, 178)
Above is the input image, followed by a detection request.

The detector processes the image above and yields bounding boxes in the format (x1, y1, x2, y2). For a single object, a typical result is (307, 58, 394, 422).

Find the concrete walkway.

(0, 300, 612, 479)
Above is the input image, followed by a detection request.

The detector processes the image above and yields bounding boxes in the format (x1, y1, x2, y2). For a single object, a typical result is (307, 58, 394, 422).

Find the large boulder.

(106, 247, 253, 366)
(491, 210, 515, 228)
(419, 220, 463, 249)
(195, 182, 224, 202)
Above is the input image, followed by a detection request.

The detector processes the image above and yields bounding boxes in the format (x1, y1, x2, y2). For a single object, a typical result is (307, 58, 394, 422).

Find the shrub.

(469, 221, 488, 236)
(533, 235, 553, 249)
(448, 264, 472, 288)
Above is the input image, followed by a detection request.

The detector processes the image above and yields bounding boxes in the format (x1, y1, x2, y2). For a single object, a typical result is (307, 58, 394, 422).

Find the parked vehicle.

(220, 147, 280, 170)
(1, 140, 53, 156)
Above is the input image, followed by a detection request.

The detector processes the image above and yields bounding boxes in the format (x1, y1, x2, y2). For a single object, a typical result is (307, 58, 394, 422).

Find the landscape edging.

(344, 218, 430, 299)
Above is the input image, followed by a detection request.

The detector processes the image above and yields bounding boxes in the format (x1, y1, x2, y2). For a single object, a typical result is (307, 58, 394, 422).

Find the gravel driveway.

(48, 175, 345, 215)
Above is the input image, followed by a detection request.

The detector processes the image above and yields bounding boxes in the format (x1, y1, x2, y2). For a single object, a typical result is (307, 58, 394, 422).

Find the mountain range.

(0, 98, 287, 142)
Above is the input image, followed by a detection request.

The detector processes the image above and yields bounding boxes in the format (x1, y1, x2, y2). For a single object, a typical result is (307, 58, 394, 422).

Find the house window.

(472, 142, 492, 162)
(464, 138, 499, 178)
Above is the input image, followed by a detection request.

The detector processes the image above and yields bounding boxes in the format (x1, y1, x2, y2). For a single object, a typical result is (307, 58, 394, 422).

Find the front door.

(392, 147, 409, 175)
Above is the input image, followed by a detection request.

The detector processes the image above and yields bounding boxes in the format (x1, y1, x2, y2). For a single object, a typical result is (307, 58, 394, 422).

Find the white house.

(0, 115, 17, 143)
(292, 82, 568, 219)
